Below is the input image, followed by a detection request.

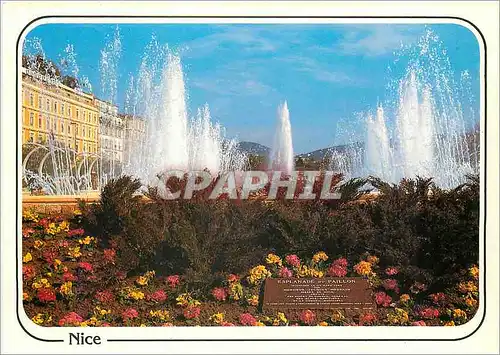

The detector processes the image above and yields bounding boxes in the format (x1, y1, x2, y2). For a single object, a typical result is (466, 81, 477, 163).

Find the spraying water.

(269, 101, 294, 175)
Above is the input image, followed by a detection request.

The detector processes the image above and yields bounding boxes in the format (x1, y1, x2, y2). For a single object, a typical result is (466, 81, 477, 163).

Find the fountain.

(330, 29, 479, 189)
(269, 101, 294, 175)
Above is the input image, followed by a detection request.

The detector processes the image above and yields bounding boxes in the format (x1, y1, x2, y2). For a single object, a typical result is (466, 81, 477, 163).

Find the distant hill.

(296, 142, 364, 160)
(236, 141, 271, 156)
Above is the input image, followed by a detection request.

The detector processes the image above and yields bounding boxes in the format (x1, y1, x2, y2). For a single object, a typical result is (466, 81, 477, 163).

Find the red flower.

(285, 254, 301, 267)
(412, 320, 427, 326)
(63, 272, 77, 282)
(410, 282, 427, 294)
(58, 312, 83, 326)
(37, 288, 56, 303)
(166, 275, 180, 288)
(77, 262, 93, 272)
(374, 291, 392, 307)
(333, 257, 348, 268)
(299, 310, 316, 325)
(67, 228, 85, 237)
(239, 313, 257, 326)
(429, 292, 446, 304)
(327, 264, 347, 277)
(22, 228, 35, 238)
(122, 308, 139, 321)
(278, 267, 293, 278)
(103, 249, 116, 263)
(86, 275, 97, 281)
(382, 279, 399, 292)
(149, 290, 167, 303)
(183, 306, 201, 319)
(211, 287, 228, 301)
(227, 274, 239, 283)
(101, 322, 111, 327)
(222, 321, 235, 326)
(116, 271, 127, 280)
(418, 307, 440, 319)
(22, 265, 36, 280)
(95, 290, 114, 303)
(42, 249, 58, 264)
(38, 218, 50, 229)
(57, 240, 69, 248)
(359, 312, 377, 325)
(385, 267, 399, 276)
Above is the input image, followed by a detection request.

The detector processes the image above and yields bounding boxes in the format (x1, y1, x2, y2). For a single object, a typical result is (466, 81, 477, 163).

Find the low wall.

(22, 192, 100, 215)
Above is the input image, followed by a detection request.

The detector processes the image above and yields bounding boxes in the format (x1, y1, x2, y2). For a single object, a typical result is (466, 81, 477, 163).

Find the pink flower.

(410, 282, 427, 294)
(227, 274, 239, 283)
(278, 267, 293, 278)
(95, 290, 114, 303)
(374, 291, 392, 307)
(412, 320, 427, 326)
(299, 310, 316, 325)
(418, 307, 440, 319)
(183, 306, 201, 320)
(67, 228, 85, 237)
(239, 313, 257, 326)
(38, 218, 50, 229)
(166, 275, 180, 288)
(22, 228, 35, 238)
(285, 254, 301, 267)
(57, 240, 69, 248)
(429, 292, 446, 304)
(42, 249, 58, 264)
(359, 313, 377, 325)
(77, 262, 93, 272)
(222, 321, 235, 326)
(327, 264, 347, 277)
(385, 267, 398, 276)
(333, 257, 348, 268)
(122, 308, 139, 321)
(382, 279, 399, 292)
(101, 322, 111, 327)
(58, 312, 83, 326)
(37, 288, 56, 303)
(63, 272, 77, 282)
(149, 290, 167, 303)
(116, 271, 127, 280)
(211, 287, 228, 301)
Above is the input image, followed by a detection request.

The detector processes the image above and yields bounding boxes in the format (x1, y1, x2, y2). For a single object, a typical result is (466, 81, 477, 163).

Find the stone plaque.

(263, 278, 374, 309)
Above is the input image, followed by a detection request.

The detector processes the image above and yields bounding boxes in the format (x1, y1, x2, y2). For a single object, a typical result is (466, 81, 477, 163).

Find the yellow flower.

(297, 265, 310, 278)
(140, 324, 147, 327)
(308, 269, 324, 278)
(136, 276, 148, 286)
(354, 261, 372, 276)
(175, 293, 200, 307)
(32, 278, 51, 289)
(67, 246, 82, 259)
(453, 309, 467, 320)
(277, 312, 287, 324)
(59, 221, 70, 232)
(399, 294, 411, 303)
(87, 317, 99, 326)
(209, 312, 224, 325)
(149, 310, 170, 322)
(469, 265, 479, 280)
(255, 321, 265, 326)
(247, 265, 271, 285)
(23, 210, 39, 222)
(312, 251, 328, 264)
(444, 320, 455, 326)
(79, 236, 95, 246)
(46, 222, 59, 235)
(54, 259, 62, 267)
(23, 292, 30, 301)
(318, 321, 329, 326)
(79, 321, 88, 327)
(32, 314, 44, 325)
(23, 252, 32, 263)
(73, 209, 82, 216)
(247, 295, 259, 306)
(34, 240, 45, 249)
(367, 255, 379, 264)
(387, 308, 409, 325)
(266, 253, 282, 266)
(331, 310, 345, 323)
(59, 281, 73, 297)
(127, 289, 145, 301)
(458, 281, 478, 293)
(465, 295, 478, 308)
(45, 272, 52, 277)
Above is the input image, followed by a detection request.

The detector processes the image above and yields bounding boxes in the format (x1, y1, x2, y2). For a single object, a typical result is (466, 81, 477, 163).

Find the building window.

(54, 102, 57, 112)
(38, 97, 42, 109)
(29, 132, 34, 142)
(46, 117, 50, 129)
(38, 134, 42, 144)
(84, 111, 87, 121)
(61, 103, 65, 115)
(68, 106, 71, 116)
(61, 120, 64, 133)
(76, 109, 79, 119)
(29, 94, 34, 107)
(38, 114, 42, 128)
(46, 99, 50, 111)
(82, 126, 85, 137)
(84, 142, 87, 152)
(76, 125, 79, 136)
(67, 124, 70, 134)
(29, 112, 34, 126)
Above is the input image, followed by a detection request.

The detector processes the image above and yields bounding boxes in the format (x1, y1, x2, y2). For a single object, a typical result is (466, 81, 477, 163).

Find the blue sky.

(24, 23, 480, 153)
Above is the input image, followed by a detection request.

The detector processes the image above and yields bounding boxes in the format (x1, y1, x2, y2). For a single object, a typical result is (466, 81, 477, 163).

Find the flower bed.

(22, 209, 479, 327)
